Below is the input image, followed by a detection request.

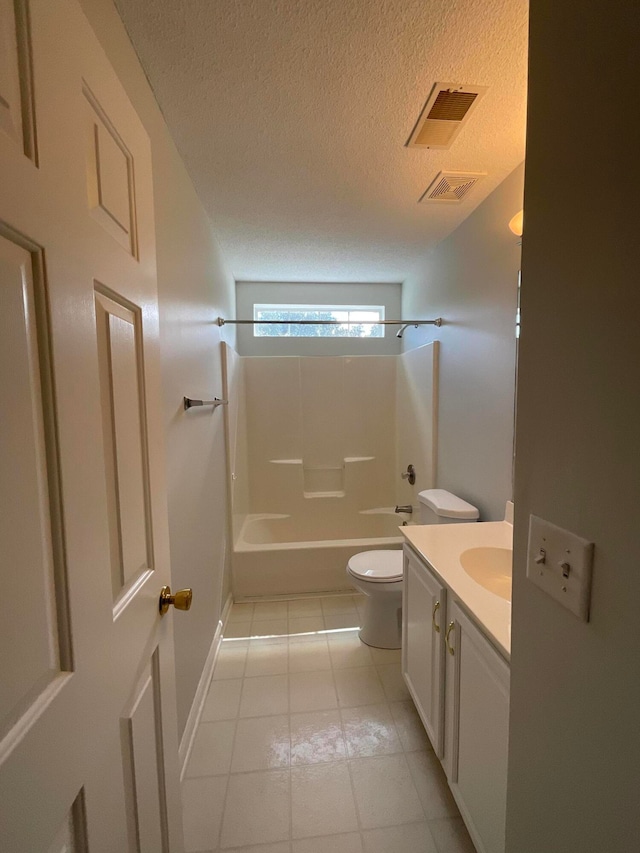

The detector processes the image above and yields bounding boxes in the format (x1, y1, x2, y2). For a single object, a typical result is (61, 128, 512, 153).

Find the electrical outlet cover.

(526, 515, 594, 621)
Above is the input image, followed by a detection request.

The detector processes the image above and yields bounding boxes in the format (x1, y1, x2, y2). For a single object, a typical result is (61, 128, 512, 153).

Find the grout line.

(328, 641, 365, 842)
(287, 634, 293, 849)
(212, 668, 239, 850)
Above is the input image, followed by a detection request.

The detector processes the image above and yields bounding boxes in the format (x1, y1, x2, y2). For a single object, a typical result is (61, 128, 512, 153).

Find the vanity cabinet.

(402, 544, 510, 853)
(402, 546, 446, 757)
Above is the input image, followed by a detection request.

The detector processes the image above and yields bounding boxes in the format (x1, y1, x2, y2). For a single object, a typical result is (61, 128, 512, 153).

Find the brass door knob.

(159, 585, 193, 615)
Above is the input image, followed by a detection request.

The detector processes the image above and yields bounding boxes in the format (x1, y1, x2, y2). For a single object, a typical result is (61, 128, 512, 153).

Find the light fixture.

(509, 209, 524, 237)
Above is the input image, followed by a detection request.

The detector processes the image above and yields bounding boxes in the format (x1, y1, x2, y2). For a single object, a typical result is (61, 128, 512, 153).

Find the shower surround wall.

(222, 342, 438, 597)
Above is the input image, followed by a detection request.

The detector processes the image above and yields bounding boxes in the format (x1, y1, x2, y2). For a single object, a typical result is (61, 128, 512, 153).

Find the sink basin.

(460, 547, 513, 601)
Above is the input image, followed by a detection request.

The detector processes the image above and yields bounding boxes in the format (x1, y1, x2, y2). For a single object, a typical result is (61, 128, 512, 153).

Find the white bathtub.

(233, 508, 409, 598)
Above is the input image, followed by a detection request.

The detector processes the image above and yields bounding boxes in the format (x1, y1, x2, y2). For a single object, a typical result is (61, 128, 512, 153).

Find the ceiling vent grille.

(407, 83, 488, 149)
(419, 171, 486, 204)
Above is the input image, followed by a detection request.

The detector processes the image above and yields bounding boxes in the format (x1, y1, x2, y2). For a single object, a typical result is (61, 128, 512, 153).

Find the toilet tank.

(418, 489, 479, 524)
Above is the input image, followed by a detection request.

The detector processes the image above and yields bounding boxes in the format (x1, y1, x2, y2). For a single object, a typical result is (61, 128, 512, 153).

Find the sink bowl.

(460, 547, 513, 601)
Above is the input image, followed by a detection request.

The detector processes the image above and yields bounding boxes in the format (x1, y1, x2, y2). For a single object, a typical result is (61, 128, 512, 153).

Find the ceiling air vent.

(419, 171, 486, 204)
(407, 83, 488, 149)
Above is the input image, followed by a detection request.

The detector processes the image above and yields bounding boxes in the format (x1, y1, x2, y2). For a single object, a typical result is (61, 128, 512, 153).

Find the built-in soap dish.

(303, 466, 344, 497)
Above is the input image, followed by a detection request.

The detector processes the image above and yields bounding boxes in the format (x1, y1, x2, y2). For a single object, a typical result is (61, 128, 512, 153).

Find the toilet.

(347, 489, 479, 649)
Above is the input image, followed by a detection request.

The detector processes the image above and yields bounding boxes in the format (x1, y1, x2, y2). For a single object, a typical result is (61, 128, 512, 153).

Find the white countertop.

(401, 521, 513, 659)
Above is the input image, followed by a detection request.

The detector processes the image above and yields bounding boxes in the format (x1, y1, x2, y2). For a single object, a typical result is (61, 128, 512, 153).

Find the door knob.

(159, 585, 193, 615)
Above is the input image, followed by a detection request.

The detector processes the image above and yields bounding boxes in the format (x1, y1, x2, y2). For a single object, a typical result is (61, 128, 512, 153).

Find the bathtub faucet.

(394, 505, 413, 514)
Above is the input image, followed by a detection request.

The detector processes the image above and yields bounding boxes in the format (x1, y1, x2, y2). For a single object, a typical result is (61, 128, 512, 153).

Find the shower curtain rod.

(216, 317, 442, 339)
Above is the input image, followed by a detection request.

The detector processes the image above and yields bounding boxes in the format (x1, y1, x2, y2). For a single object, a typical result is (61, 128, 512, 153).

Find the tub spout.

(395, 505, 413, 514)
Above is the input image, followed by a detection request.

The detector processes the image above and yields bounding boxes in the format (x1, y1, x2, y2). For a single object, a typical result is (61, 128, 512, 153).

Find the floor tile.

(324, 613, 361, 631)
(390, 701, 431, 751)
(288, 598, 323, 617)
(288, 616, 325, 637)
(225, 621, 254, 640)
(293, 832, 363, 853)
(427, 817, 476, 853)
(186, 719, 236, 777)
(228, 602, 255, 622)
(288, 638, 331, 673)
(289, 670, 338, 713)
(291, 762, 359, 839)
(253, 600, 289, 620)
(376, 663, 410, 702)
(340, 704, 402, 758)
(231, 714, 290, 772)
(182, 775, 227, 852)
(202, 679, 243, 722)
(251, 618, 289, 638)
(321, 596, 358, 615)
(349, 754, 425, 829)
(290, 709, 347, 765)
(239, 674, 289, 718)
(245, 642, 289, 677)
(406, 750, 459, 820)
(213, 644, 248, 680)
(220, 769, 290, 848)
(368, 646, 402, 665)
(327, 633, 373, 669)
(362, 821, 438, 853)
(226, 844, 291, 853)
(334, 667, 385, 707)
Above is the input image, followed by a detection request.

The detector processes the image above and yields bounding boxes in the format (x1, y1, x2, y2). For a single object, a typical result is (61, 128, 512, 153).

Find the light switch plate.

(526, 515, 594, 621)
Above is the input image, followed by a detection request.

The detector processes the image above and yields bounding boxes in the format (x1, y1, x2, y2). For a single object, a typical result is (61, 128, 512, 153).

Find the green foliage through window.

(253, 304, 385, 338)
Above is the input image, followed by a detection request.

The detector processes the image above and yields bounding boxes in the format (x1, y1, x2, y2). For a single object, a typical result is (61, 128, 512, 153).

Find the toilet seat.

(347, 550, 403, 583)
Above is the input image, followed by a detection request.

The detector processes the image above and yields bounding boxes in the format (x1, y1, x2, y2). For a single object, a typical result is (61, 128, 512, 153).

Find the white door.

(402, 546, 446, 757)
(444, 600, 510, 853)
(0, 2, 185, 850)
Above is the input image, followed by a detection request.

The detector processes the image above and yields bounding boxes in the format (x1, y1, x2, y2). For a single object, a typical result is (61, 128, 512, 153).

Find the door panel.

(445, 601, 510, 853)
(121, 651, 169, 853)
(402, 546, 446, 756)
(0, 228, 71, 744)
(0, 0, 36, 160)
(95, 286, 153, 602)
(84, 85, 138, 256)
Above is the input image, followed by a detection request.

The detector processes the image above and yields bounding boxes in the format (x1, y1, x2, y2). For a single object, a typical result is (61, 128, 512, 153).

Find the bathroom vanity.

(401, 520, 512, 853)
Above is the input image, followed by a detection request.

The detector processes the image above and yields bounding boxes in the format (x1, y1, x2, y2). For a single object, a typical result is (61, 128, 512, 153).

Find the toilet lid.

(347, 550, 403, 583)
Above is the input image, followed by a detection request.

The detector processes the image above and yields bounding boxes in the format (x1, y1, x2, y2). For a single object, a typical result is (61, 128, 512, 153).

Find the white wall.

(79, 0, 236, 740)
(506, 1, 640, 850)
(401, 164, 524, 520)
(236, 281, 402, 356)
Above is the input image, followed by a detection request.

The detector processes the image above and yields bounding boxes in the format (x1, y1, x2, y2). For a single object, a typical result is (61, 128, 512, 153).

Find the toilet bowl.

(347, 550, 404, 649)
(347, 490, 479, 649)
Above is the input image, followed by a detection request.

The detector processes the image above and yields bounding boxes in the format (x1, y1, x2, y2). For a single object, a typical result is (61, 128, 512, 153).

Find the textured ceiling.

(115, 0, 528, 283)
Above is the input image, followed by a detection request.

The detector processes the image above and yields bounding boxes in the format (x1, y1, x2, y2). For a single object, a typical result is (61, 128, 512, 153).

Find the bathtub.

(232, 508, 410, 598)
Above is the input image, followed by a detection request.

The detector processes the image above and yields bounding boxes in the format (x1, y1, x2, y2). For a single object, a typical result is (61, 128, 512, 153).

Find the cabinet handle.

(445, 621, 455, 656)
(432, 600, 441, 633)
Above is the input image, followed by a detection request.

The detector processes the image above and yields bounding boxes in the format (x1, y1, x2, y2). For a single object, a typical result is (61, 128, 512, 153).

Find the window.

(253, 304, 385, 338)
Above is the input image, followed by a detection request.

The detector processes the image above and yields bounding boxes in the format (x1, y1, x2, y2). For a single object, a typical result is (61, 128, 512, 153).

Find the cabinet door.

(444, 600, 510, 853)
(402, 545, 446, 757)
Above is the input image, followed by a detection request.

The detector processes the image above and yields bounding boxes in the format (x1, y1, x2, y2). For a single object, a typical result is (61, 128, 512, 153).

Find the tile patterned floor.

(182, 594, 475, 853)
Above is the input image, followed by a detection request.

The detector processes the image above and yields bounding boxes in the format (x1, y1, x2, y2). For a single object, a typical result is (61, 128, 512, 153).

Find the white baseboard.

(179, 593, 233, 779)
